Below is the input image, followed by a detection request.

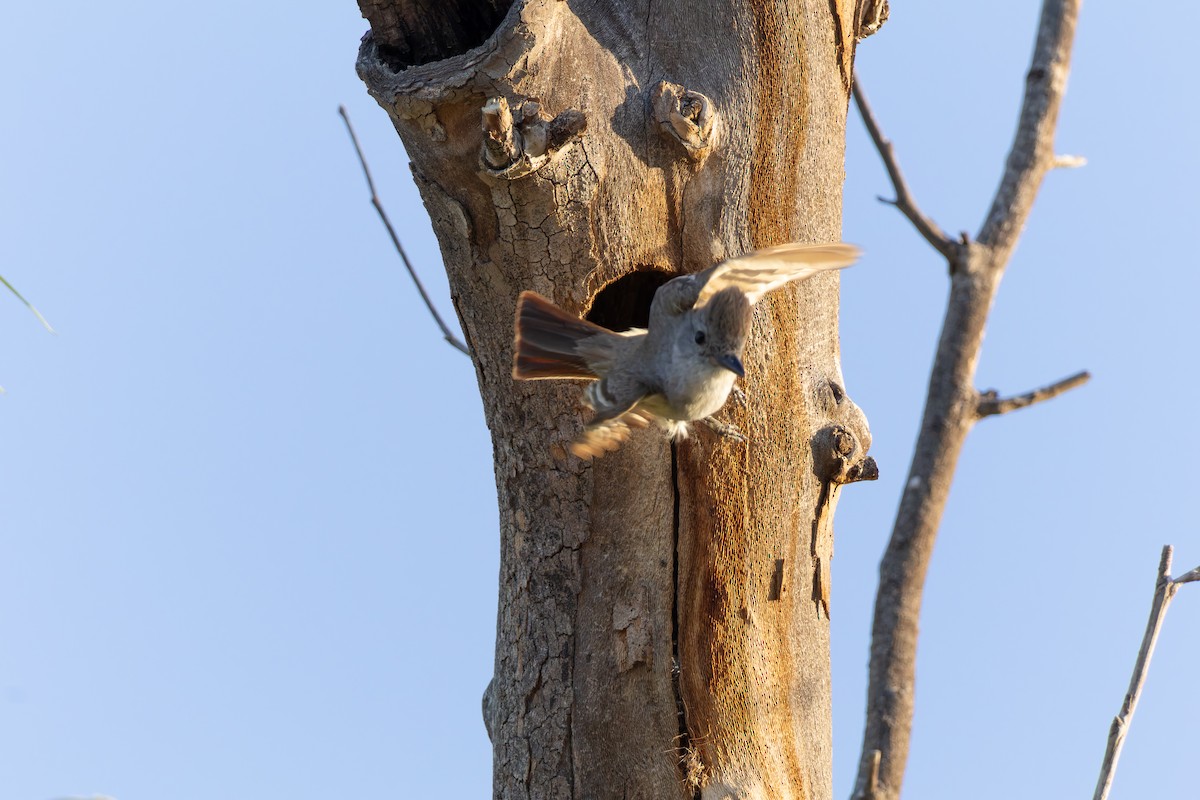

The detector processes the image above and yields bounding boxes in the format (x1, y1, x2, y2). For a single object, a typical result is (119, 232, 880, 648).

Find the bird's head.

(693, 287, 752, 377)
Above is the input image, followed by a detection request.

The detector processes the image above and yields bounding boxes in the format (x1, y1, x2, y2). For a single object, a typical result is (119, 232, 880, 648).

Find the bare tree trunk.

(355, 2, 876, 797)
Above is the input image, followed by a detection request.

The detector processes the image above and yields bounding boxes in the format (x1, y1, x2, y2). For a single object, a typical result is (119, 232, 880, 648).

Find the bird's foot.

(701, 416, 747, 444)
(728, 385, 748, 408)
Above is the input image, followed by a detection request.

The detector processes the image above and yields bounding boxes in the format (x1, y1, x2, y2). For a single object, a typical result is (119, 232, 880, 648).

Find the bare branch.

(1093, 546, 1195, 800)
(852, 3, 1082, 799)
(977, 0, 1081, 256)
(977, 370, 1090, 418)
(852, 76, 955, 258)
(1174, 567, 1200, 585)
(338, 106, 471, 357)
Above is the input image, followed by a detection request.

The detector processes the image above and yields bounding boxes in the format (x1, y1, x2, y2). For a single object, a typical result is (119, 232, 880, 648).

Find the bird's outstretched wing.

(694, 242, 860, 307)
(569, 410, 652, 460)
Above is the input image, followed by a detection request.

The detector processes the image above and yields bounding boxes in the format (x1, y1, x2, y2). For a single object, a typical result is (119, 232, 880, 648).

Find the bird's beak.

(714, 353, 745, 377)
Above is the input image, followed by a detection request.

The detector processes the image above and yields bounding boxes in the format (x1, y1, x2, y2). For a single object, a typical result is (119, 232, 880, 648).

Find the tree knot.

(652, 81, 719, 163)
(480, 95, 588, 180)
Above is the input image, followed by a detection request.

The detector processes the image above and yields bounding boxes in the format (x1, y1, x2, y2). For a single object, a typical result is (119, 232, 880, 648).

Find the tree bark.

(355, 2, 875, 797)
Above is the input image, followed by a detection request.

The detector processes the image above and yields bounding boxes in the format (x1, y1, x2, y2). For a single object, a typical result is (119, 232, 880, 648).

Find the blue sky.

(1, 3, 1196, 799)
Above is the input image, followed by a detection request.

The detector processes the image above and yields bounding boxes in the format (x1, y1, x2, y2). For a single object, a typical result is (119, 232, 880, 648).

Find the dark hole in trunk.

(362, 0, 516, 71)
(585, 270, 674, 331)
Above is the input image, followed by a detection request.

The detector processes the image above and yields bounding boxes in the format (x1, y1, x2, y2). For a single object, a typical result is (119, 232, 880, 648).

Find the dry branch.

(850, 78, 953, 259)
(1092, 546, 1198, 800)
(851, 2, 1083, 799)
(977, 370, 1090, 417)
(338, 106, 471, 357)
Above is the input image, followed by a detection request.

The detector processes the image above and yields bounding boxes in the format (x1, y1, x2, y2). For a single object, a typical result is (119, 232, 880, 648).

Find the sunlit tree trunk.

(355, 2, 877, 797)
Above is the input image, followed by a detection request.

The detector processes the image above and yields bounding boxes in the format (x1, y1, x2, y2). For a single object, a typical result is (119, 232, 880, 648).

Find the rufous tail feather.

(512, 291, 615, 380)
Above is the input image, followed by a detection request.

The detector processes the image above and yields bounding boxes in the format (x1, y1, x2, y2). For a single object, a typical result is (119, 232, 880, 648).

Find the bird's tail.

(512, 291, 613, 380)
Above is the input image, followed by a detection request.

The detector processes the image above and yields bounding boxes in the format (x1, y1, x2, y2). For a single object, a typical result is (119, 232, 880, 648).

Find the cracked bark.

(355, 1, 872, 797)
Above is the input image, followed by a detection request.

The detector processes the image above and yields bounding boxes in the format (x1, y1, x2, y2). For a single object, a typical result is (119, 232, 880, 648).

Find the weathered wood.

(356, 1, 872, 797)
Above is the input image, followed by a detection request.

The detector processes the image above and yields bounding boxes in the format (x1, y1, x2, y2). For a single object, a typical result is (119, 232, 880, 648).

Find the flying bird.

(512, 242, 860, 458)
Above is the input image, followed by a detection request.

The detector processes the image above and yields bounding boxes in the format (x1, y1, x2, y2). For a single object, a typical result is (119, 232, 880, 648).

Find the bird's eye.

(694, 330, 707, 345)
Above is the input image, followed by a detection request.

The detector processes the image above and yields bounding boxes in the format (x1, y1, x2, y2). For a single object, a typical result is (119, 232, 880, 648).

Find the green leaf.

(0, 273, 55, 333)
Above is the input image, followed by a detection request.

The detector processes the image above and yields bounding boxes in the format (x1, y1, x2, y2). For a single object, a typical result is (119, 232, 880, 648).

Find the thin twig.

(1092, 546, 1197, 800)
(1052, 154, 1087, 169)
(977, 370, 1090, 417)
(851, 77, 955, 258)
(338, 105, 471, 357)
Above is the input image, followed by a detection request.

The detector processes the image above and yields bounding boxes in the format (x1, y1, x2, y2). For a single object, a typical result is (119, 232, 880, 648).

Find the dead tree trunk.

(355, 2, 878, 797)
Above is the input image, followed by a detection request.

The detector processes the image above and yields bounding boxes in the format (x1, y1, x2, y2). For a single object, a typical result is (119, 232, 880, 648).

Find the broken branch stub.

(810, 381, 878, 618)
(814, 425, 879, 485)
(856, 0, 890, 41)
(812, 380, 878, 486)
(651, 81, 719, 162)
(480, 95, 588, 180)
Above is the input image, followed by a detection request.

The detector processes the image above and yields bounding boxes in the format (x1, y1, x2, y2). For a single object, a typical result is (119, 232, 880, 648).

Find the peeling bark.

(355, 1, 871, 797)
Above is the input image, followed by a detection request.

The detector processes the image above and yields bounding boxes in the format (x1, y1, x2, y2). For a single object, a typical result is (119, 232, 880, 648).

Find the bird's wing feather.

(694, 242, 861, 307)
(570, 379, 655, 460)
(569, 411, 652, 460)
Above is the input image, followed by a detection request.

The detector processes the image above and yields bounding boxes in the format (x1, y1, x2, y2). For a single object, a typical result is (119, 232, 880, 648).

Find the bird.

(512, 242, 860, 458)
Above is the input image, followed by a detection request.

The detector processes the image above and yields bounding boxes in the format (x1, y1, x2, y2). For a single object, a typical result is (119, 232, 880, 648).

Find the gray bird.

(512, 242, 860, 458)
